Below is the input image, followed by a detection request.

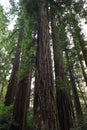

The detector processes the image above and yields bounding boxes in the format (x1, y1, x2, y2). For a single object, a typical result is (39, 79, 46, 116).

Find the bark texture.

(4, 20, 24, 106)
(51, 8, 73, 130)
(69, 23, 87, 86)
(11, 75, 31, 130)
(34, 2, 60, 130)
(65, 46, 83, 121)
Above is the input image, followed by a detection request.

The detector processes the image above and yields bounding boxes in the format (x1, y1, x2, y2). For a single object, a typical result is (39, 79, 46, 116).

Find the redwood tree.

(69, 25, 87, 86)
(50, 7, 73, 130)
(11, 75, 30, 130)
(65, 45, 83, 122)
(34, 1, 60, 130)
(4, 19, 24, 106)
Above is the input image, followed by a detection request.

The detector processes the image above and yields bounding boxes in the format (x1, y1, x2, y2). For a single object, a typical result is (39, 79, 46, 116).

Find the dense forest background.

(0, 0, 87, 130)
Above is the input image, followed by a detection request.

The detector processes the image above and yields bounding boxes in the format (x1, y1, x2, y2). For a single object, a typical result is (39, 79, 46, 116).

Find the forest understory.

(0, 0, 87, 130)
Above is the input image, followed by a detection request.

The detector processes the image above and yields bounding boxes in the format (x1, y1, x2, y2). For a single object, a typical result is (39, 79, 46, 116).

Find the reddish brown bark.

(65, 46, 83, 121)
(34, 2, 60, 130)
(11, 75, 31, 130)
(51, 7, 73, 130)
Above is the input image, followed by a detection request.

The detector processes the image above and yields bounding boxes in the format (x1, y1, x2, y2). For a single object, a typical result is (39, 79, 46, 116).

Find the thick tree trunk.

(4, 20, 24, 106)
(11, 75, 30, 130)
(34, 2, 60, 130)
(50, 8, 73, 130)
(65, 46, 83, 121)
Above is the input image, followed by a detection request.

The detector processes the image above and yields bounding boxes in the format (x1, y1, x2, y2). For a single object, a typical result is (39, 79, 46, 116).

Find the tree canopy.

(0, 0, 87, 130)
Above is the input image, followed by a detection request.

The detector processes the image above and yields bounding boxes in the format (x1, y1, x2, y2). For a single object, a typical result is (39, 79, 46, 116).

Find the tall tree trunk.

(11, 73, 31, 130)
(65, 46, 83, 121)
(72, 17, 87, 67)
(4, 20, 24, 106)
(76, 78, 87, 109)
(50, 7, 73, 130)
(74, 38, 87, 86)
(69, 26, 87, 86)
(0, 82, 4, 99)
(34, 2, 60, 130)
(78, 39, 87, 67)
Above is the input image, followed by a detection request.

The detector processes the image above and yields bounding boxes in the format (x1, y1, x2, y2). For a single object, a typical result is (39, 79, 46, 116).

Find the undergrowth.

(0, 102, 13, 130)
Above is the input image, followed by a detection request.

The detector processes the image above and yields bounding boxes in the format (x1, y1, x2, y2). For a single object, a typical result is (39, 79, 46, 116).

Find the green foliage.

(27, 108, 34, 129)
(10, 0, 19, 15)
(17, 16, 36, 81)
(0, 0, 87, 129)
(70, 118, 87, 130)
(0, 4, 18, 90)
(0, 102, 13, 130)
(22, 0, 38, 16)
(0, 5, 8, 33)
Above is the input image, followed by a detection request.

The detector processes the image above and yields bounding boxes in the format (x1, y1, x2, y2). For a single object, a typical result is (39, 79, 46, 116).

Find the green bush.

(27, 108, 34, 130)
(70, 116, 87, 130)
(0, 102, 13, 130)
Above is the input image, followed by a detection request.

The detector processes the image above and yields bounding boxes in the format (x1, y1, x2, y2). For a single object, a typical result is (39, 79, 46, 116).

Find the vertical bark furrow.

(50, 7, 73, 130)
(34, 2, 60, 130)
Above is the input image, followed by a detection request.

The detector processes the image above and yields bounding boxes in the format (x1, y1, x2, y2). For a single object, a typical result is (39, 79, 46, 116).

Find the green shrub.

(27, 108, 34, 130)
(0, 102, 13, 130)
(70, 116, 87, 130)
